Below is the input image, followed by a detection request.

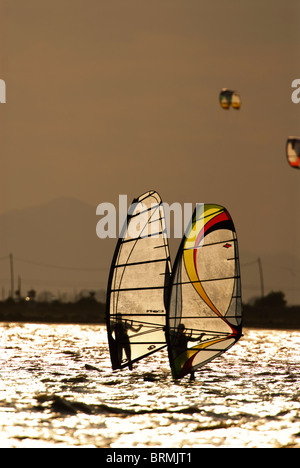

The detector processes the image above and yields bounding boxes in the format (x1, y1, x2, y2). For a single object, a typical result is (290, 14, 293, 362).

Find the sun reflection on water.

(1, 324, 300, 447)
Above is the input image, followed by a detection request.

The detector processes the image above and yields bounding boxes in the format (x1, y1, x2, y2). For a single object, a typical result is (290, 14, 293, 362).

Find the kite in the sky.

(219, 88, 241, 110)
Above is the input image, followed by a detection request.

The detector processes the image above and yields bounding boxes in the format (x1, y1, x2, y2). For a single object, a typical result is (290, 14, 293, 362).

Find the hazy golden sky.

(1, 0, 300, 261)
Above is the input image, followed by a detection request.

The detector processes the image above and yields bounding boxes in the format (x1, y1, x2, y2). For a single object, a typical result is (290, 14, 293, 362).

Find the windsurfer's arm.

(129, 322, 142, 333)
(124, 321, 142, 333)
(188, 332, 205, 342)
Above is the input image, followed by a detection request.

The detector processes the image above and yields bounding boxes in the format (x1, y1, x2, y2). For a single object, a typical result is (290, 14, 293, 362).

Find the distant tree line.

(4, 288, 106, 304)
(243, 290, 300, 329)
(250, 291, 287, 309)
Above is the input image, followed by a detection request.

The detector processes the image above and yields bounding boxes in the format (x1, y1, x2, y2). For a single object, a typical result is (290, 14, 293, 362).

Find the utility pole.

(257, 257, 264, 298)
(9, 253, 14, 299)
(18, 275, 21, 298)
(15, 275, 22, 300)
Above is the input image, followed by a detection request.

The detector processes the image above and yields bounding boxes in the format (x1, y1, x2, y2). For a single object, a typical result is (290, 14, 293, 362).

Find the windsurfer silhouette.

(111, 313, 142, 370)
(173, 323, 204, 381)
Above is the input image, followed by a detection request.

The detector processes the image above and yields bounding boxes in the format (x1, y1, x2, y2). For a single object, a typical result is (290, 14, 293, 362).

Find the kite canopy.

(286, 137, 300, 170)
(166, 204, 242, 380)
(219, 88, 241, 110)
(106, 190, 171, 370)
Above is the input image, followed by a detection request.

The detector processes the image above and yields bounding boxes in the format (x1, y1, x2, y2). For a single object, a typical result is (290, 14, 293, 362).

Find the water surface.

(1, 323, 300, 448)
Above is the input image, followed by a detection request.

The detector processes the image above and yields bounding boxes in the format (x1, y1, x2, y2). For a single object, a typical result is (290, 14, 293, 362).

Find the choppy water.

(1, 323, 300, 448)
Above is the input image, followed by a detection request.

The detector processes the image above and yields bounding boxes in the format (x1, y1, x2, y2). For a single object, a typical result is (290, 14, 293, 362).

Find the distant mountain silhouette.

(0, 197, 115, 301)
(1, 197, 300, 305)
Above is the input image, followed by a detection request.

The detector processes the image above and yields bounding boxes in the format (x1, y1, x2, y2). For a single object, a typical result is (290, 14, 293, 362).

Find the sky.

(1, 1, 300, 301)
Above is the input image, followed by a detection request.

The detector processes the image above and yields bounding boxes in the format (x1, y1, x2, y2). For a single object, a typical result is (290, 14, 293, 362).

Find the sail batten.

(166, 203, 242, 380)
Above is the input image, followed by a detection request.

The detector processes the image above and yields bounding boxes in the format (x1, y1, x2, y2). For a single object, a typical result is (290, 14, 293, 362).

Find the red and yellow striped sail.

(166, 204, 242, 379)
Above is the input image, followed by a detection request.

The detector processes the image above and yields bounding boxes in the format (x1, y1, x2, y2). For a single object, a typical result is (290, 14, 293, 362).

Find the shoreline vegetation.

(0, 291, 299, 330)
(0, 296, 106, 325)
(242, 290, 300, 330)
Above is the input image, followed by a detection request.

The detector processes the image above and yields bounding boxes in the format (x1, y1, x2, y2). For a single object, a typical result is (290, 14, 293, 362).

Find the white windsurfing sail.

(106, 191, 171, 370)
(166, 204, 242, 380)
